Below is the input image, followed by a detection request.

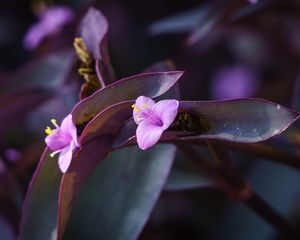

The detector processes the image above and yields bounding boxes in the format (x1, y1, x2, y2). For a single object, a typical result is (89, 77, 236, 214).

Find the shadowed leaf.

(80, 101, 134, 144)
(0, 86, 55, 131)
(0, 50, 73, 94)
(63, 145, 176, 240)
(58, 72, 182, 238)
(58, 138, 111, 240)
(165, 169, 214, 191)
(19, 149, 62, 240)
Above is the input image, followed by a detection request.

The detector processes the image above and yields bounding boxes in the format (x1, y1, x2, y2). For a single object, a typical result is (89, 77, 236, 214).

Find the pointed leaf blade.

(71, 71, 183, 125)
(180, 99, 300, 142)
(63, 145, 176, 240)
(19, 149, 61, 240)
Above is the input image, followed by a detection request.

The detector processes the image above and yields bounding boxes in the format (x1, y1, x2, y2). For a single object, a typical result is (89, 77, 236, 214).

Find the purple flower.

(4, 149, 21, 163)
(45, 114, 79, 173)
(24, 6, 74, 50)
(248, 0, 258, 4)
(211, 65, 259, 100)
(132, 96, 179, 150)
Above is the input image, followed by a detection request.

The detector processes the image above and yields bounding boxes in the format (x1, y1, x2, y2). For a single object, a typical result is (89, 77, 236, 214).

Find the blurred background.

(1, 0, 300, 239)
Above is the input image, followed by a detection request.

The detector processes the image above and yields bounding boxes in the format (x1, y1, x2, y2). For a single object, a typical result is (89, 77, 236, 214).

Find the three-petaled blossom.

(45, 114, 79, 173)
(132, 96, 179, 150)
(24, 6, 74, 50)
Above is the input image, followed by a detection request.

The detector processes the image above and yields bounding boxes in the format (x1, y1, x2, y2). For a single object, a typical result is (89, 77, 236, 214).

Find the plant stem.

(223, 142, 300, 170)
(208, 142, 300, 239)
(181, 142, 300, 239)
(245, 192, 299, 239)
(171, 139, 300, 171)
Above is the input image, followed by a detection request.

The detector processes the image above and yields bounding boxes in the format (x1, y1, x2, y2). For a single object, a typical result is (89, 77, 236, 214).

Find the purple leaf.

(112, 119, 137, 148)
(58, 139, 111, 240)
(80, 7, 108, 61)
(114, 99, 299, 145)
(71, 71, 183, 125)
(19, 149, 62, 240)
(80, 101, 134, 144)
(80, 7, 115, 83)
(179, 99, 299, 143)
(20, 70, 182, 240)
(142, 60, 181, 100)
(62, 145, 176, 240)
(57, 102, 140, 238)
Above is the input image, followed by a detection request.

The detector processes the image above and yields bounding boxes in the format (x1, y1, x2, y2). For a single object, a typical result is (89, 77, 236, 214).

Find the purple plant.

(211, 65, 259, 99)
(23, 6, 74, 50)
(45, 114, 79, 173)
(13, 4, 300, 240)
(248, 0, 258, 4)
(132, 96, 179, 150)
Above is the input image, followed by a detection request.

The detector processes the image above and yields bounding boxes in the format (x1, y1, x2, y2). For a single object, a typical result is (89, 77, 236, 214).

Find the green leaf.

(63, 144, 176, 240)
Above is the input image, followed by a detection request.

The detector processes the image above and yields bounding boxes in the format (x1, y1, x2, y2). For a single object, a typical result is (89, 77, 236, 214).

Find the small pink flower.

(132, 96, 179, 150)
(24, 6, 74, 50)
(45, 114, 79, 173)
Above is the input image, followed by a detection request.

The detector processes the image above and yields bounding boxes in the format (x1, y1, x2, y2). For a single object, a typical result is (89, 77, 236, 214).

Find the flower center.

(45, 119, 59, 135)
(132, 103, 163, 126)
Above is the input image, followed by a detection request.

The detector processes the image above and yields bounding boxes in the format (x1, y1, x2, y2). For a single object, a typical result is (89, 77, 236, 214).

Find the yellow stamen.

(51, 119, 58, 127)
(45, 119, 59, 135)
(74, 37, 92, 64)
(45, 126, 56, 135)
(132, 104, 140, 113)
(45, 126, 52, 135)
(78, 67, 94, 75)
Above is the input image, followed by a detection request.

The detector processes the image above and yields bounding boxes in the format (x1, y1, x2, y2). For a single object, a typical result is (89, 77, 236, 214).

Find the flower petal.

(60, 114, 79, 147)
(45, 130, 69, 151)
(133, 96, 155, 124)
(58, 144, 73, 173)
(153, 99, 179, 130)
(136, 120, 163, 150)
(41, 7, 73, 33)
(23, 23, 46, 50)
